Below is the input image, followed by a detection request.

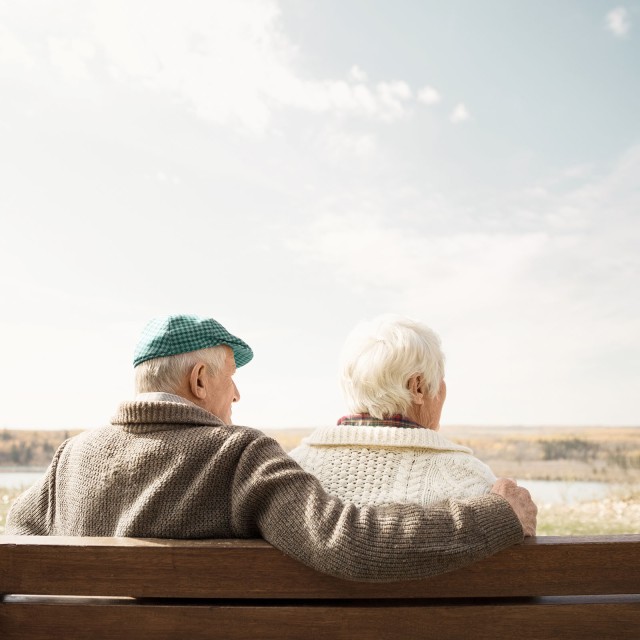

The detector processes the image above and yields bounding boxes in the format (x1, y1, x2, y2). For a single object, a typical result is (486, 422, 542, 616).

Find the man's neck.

(135, 391, 199, 407)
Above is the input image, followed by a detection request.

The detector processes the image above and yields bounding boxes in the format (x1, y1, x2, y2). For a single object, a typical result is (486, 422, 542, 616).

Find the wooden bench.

(1, 535, 639, 639)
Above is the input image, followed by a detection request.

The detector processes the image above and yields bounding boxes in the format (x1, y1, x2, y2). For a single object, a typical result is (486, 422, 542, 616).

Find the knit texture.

(289, 423, 496, 508)
(5, 401, 523, 582)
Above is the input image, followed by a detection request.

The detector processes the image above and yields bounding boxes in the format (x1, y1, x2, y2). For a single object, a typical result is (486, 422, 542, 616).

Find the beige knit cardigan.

(289, 424, 496, 507)
(5, 401, 523, 582)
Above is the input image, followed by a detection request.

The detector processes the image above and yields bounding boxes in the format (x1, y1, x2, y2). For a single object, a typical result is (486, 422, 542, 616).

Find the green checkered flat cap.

(133, 315, 253, 368)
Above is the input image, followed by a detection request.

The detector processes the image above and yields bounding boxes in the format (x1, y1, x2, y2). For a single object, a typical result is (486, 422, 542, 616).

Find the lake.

(519, 479, 633, 505)
(0, 470, 46, 490)
(0, 469, 634, 505)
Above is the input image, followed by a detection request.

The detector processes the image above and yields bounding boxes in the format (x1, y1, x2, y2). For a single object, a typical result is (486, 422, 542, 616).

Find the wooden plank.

(1, 536, 639, 599)
(1, 597, 639, 640)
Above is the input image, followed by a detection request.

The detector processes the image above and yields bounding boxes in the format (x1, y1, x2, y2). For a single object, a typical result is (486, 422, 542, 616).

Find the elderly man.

(6, 314, 536, 582)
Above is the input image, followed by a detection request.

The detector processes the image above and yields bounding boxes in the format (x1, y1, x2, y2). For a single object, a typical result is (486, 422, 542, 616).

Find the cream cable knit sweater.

(289, 424, 496, 507)
(5, 401, 522, 582)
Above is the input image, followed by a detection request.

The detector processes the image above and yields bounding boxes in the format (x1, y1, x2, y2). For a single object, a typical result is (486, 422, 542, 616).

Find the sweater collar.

(111, 400, 226, 433)
(302, 422, 473, 453)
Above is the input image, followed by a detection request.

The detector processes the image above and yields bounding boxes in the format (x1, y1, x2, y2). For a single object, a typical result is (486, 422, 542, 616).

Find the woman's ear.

(407, 374, 425, 405)
(189, 363, 209, 399)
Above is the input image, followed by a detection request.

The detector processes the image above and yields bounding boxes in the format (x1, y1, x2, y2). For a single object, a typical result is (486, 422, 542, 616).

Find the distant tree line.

(539, 437, 640, 469)
(541, 438, 600, 462)
(0, 429, 76, 467)
(1, 427, 640, 472)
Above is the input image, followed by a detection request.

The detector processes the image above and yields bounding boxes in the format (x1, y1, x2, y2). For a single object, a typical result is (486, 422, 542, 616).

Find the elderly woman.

(289, 314, 496, 507)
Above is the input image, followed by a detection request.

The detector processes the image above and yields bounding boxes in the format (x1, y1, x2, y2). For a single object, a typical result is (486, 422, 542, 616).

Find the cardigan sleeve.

(230, 433, 524, 582)
(432, 452, 498, 500)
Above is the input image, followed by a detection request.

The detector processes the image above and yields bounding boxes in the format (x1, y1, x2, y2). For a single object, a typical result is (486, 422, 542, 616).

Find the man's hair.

(340, 314, 445, 419)
(135, 346, 227, 394)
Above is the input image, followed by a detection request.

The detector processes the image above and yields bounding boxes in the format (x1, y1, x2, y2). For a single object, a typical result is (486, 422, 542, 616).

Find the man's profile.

(5, 314, 535, 581)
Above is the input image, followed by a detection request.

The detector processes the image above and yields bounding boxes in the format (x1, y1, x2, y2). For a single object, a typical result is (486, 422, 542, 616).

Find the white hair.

(340, 314, 445, 419)
(134, 346, 227, 394)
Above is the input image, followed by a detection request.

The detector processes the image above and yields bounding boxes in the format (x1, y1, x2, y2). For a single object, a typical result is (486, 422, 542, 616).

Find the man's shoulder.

(63, 418, 267, 447)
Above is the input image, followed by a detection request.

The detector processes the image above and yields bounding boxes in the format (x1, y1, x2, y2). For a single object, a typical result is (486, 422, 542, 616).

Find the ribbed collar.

(111, 401, 226, 433)
(302, 423, 473, 453)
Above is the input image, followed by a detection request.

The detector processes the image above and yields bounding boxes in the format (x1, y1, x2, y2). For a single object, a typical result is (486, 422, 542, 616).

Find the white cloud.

(47, 37, 96, 79)
(310, 127, 377, 162)
(374, 81, 412, 120)
(284, 144, 640, 425)
(86, 0, 418, 130)
(449, 102, 470, 123)
(349, 65, 367, 82)
(0, 1, 421, 132)
(605, 7, 631, 37)
(312, 145, 639, 323)
(417, 85, 441, 105)
(155, 171, 182, 184)
(0, 24, 36, 67)
(289, 211, 548, 317)
(562, 164, 593, 179)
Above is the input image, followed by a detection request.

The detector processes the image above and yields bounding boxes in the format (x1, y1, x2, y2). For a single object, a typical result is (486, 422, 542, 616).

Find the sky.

(0, 0, 638, 430)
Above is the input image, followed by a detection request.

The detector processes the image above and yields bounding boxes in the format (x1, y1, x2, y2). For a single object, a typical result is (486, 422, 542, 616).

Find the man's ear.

(189, 363, 208, 399)
(407, 374, 425, 405)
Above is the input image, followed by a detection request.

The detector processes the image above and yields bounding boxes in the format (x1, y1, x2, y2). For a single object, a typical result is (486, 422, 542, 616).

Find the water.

(0, 470, 46, 490)
(518, 479, 630, 505)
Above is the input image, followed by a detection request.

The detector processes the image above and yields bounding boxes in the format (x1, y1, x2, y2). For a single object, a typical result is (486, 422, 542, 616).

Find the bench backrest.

(2, 534, 639, 598)
(1, 535, 639, 639)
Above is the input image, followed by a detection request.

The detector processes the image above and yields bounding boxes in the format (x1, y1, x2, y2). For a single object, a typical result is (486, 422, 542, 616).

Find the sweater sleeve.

(230, 433, 523, 582)
(4, 440, 68, 536)
(438, 452, 498, 499)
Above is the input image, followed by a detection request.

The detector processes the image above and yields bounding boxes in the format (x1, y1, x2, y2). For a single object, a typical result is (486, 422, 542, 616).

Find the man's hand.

(491, 478, 537, 537)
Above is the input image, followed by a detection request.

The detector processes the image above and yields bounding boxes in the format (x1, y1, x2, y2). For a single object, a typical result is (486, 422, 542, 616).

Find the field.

(2, 425, 639, 535)
(438, 424, 640, 483)
(536, 491, 640, 535)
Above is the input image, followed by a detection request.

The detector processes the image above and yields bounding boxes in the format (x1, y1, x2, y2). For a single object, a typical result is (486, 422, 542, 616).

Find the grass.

(0, 486, 20, 535)
(536, 489, 640, 535)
